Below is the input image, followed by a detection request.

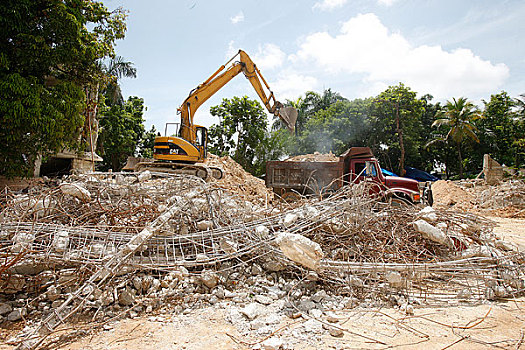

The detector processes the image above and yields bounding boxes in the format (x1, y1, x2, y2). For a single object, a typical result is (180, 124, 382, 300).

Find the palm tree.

(101, 56, 137, 106)
(430, 97, 481, 177)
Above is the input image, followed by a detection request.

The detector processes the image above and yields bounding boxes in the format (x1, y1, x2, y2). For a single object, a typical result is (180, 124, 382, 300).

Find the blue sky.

(104, 0, 525, 131)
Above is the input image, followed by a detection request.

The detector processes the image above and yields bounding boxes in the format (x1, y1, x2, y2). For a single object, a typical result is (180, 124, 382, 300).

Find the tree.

(208, 96, 271, 176)
(100, 56, 137, 107)
(474, 92, 523, 168)
(274, 89, 346, 134)
(0, 0, 127, 177)
(138, 126, 157, 158)
(430, 97, 481, 178)
(513, 94, 525, 167)
(297, 98, 372, 155)
(370, 84, 424, 176)
(97, 97, 145, 171)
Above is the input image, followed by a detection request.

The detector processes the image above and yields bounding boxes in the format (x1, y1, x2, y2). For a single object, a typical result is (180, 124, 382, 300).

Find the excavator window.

(195, 126, 207, 158)
(195, 127, 206, 147)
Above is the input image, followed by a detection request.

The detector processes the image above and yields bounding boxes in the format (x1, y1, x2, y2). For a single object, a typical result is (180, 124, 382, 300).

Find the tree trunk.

(457, 142, 463, 178)
(395, 102, 406, 176)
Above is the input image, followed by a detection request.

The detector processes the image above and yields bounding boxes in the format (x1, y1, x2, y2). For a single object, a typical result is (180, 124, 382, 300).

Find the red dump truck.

(266, 147, 432, 204)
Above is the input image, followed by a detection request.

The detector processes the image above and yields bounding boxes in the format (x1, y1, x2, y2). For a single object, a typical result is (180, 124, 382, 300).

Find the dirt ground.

(2, 217, 523, 350)
(57, 298, 525, 350)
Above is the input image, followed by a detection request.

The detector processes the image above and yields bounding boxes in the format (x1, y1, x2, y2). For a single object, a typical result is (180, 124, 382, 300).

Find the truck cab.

(345, 156, 421, 204)
(341, 147, 421, 204)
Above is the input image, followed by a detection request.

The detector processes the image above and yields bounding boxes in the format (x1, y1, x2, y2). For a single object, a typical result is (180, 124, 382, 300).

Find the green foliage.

(0, 74, 85, 176)
(97, 97, 145, 171)
(370, 83, 425, 175)
(297, 98, 372, 155)
(138, 126, 157, 158)
(100, 56, 137, 107)
(0, 0, 127, 177)
(209, 85, 524, 180)
(429, 97, 481, 177)
(276, 89, 347, 135)
(209, 96, 276, 176)
(476, 92, 523, 168)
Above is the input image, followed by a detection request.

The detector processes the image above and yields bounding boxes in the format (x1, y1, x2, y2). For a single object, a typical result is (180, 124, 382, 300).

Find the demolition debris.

(0, 157, 524, 349)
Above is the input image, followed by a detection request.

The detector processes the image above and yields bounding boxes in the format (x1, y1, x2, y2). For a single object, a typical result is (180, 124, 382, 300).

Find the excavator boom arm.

(179, 50, 296, 143)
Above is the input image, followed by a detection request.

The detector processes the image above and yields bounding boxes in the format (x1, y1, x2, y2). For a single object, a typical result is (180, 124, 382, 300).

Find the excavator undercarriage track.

(134, 162, 224, 180)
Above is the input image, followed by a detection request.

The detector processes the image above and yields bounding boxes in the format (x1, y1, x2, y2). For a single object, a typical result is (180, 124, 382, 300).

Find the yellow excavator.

(130, 49, 297, 179)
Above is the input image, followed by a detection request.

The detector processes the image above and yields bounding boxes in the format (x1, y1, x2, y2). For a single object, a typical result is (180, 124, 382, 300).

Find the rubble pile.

(285, 152, 339, 162)
(205, 154, 274, 205)
(433, 179, 525, 217)
(0, 167, 524, 349)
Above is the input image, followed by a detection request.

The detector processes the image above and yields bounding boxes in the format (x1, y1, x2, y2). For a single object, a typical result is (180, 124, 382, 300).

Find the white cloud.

(226, 40, 237, 59)
(295, 13, 509, 100)
(252, 44, 286, 71)
(313, 0, 347, 11)
(271, 71, 318, 101)
(230, 11, 244, 24)
(377, 0, 398, 6)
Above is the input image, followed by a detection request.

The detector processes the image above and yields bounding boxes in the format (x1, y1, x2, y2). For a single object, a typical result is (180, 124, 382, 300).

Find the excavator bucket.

(279, 106, 298, 133)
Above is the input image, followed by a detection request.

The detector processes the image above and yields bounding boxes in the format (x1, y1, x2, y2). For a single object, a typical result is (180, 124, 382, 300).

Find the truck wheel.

(389, 195, 411, 207)
(281, 191, 302, 203)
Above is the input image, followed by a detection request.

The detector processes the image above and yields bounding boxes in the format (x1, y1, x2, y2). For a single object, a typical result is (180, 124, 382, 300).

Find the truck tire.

(388, 194, 412, 207)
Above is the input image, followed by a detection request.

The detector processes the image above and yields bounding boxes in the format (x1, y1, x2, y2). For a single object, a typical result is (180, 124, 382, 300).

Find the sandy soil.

(2, 218, 524, 350)
(490, 216, 525, 250)
(47, 300, 524, 350)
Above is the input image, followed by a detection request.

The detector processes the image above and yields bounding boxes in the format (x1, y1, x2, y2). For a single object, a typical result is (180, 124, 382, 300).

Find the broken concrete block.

(148, 278, 161, 293)
(11, 232, 35, 253)
(261, 337, 284, 350)
(483, 154, 504, 185)
(132, 276, 143, 293)
(0, 303, 13, 315)
(60, 183, 91, 202)
(413, 220, 453, 248)
(304, 205, 320, 219)
(1, 274, 26, 294)
(7, 308, 26, 322)
(255, 225, 270, 239)
(141, 275, 153, 291)
(495, 239, 515, 251)
(137, 170, 152, 182)
(118, 290, 135, 306)
(457, 288, 471, 300)
(485, 287, 496, 300)
(240, 302, 264, 320)
(52, 230, 69, 252)
(323, 324, 344, 337)
(418, 206, 438, 223)
(460, 246, 493, 259)
(196, 253, 209, 262)
(283, 213, 299, 228)
(386, 271, 404, 288)
(196, 220, 213, 231)
(200, 270, 219, 289)
(493, 285, 507, 298)
(46, 286, 61, 301)
(400, 303, 414, 315)
(219, 238, 238, 254)
(262, 258, 286, 272)
(275, 232, 323, 270)
(255, 295, 272, 305)
(99, 290, 114, 306)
